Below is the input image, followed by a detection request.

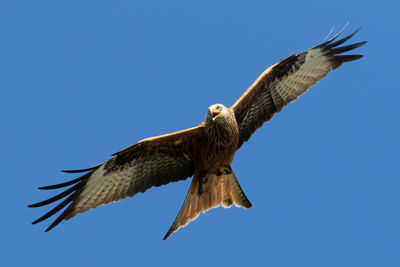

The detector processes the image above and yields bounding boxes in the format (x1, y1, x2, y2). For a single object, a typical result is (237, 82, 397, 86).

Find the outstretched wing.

(29, 124, 204, 231)
(231, 27, 366, 149)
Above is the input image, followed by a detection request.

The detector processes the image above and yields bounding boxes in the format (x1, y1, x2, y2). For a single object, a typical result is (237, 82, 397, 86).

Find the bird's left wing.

(231, 27, 366, 149)
(29, 124, 204, 231)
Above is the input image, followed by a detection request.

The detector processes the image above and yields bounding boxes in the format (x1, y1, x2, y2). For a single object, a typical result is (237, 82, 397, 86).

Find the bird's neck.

(204, 119, 239, 148)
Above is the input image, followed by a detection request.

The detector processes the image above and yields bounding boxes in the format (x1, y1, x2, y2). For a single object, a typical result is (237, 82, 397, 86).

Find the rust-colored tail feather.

(163, 168, 251, 240)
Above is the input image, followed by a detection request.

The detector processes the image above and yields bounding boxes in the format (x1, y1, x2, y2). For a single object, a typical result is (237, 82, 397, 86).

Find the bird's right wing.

(29, 124, 205, 232)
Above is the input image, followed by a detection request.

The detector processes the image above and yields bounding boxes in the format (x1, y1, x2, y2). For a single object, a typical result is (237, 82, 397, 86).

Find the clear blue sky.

(2, 1, 399, 266)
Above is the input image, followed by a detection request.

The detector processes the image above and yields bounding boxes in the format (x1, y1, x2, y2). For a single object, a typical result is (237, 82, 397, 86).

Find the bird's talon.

(198, 176, 207, 196)
(198, 184, 203, 195)
(217, 166, 231, 176)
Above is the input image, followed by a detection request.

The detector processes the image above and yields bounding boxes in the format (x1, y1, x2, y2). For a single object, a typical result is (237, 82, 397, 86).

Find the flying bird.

(29, 27, 366, 240)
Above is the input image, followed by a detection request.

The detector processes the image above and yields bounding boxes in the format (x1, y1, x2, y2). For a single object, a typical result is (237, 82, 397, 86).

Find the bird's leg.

(198, 174, 208, 196)
(217, 166, 232, 176)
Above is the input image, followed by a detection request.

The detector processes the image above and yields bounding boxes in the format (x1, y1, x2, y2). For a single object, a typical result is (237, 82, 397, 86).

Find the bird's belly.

(198, 143, 236, 172)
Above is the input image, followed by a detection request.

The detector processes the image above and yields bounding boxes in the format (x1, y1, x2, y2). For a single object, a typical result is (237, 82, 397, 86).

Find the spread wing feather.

(232, 27, 366, 149)
(29, 125, 204, 231)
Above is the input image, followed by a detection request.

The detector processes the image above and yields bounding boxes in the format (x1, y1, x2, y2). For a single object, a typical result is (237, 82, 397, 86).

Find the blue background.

(2, 1, 399, 266)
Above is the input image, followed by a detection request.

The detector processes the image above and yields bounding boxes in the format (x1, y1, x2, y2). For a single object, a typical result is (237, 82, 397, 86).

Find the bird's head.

(205, 104, 230, 124)
(204, 104, 238, 142)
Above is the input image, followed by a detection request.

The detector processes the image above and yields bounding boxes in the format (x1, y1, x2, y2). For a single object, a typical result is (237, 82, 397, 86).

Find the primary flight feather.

(29, 27, 366, 240)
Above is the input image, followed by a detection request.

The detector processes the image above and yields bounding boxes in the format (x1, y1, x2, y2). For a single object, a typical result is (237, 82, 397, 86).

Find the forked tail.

(163, 167, 252, 240)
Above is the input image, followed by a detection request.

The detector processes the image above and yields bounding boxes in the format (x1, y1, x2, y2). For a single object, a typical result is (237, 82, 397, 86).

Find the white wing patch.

(271, 49, 332, 105)
(70, 163, 133, 216)
(67, 153, 192, 219)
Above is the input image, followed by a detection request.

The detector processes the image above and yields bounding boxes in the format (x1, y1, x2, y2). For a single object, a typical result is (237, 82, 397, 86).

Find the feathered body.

(163, 104, 250, 240)
(198, 104, 239, 171)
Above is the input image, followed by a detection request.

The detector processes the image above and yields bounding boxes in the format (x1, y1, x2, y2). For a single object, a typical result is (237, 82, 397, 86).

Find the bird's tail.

(163, 167, 252, 240)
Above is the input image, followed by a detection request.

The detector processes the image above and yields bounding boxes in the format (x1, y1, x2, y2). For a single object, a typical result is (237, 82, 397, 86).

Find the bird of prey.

(29, 27, 366, 240)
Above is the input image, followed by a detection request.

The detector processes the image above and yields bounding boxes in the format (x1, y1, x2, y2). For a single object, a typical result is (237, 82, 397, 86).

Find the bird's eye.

(216, 106, 222, 111)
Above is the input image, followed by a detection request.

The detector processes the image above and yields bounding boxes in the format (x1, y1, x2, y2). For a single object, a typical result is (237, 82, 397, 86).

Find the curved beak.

(209, 108, 221, 120)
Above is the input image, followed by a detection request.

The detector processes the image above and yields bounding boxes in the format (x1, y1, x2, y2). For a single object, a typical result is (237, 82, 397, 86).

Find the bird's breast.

(195, 122, 239, 171)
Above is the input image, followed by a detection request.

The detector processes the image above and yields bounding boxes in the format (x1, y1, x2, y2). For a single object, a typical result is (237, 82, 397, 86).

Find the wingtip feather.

(61, 164, 101, 173)
(29, 183, 80, 208)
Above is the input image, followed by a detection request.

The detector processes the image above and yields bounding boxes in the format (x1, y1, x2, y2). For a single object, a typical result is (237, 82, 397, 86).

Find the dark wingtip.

(315, 23, 349, 48)
(331, 55, 364, 70)
(329, 41, 367, 55)
(44, 221, 58, 232)
(44, 204, 75, 232)
(30, 193, 76, 225)
(29, 183, 81, 208)
(348, 54, 364, 60)
(61, 164, 101, 173)
(37, 176, 84, 190)
(29, 173, 90, 231)
(315, 24, 364, 51)
(315, 26, 366, 70)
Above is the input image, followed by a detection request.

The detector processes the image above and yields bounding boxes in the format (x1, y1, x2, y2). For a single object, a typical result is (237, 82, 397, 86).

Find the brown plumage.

(29, 27, 366, 240)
